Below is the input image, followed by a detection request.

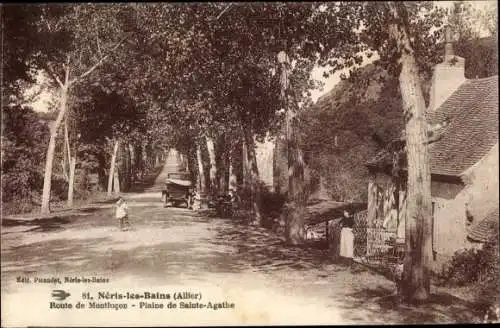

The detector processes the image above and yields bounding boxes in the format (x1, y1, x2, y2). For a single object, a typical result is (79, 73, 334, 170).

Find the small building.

(365, 30, 499, 271)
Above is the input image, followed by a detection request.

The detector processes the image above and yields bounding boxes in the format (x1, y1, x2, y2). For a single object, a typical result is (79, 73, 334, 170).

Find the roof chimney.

(428, 25, 466, 112)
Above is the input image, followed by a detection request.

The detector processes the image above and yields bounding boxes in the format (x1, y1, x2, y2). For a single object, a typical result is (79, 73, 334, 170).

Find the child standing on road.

(115, 197, 130, 231)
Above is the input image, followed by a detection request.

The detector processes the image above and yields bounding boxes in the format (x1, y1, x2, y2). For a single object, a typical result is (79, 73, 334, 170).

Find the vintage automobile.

(161, 172, 193, 208)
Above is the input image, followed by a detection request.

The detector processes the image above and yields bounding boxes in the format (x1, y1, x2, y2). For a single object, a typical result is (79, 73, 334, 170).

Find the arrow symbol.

(51, 290, 71, 301)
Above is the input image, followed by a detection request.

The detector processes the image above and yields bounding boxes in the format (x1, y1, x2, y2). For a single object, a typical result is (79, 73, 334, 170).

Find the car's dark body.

(161, 172, 193, 208)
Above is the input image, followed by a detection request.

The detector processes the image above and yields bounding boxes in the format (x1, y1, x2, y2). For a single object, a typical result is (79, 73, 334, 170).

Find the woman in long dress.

(339, 210, 355, 259)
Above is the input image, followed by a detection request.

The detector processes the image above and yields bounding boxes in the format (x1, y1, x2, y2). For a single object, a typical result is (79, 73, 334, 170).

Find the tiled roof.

(367, 76, 499, 177)
(468, 207, 499, 243)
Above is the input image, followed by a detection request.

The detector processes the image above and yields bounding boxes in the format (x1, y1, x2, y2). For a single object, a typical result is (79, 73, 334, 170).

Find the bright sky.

(24, 71, 54, 113)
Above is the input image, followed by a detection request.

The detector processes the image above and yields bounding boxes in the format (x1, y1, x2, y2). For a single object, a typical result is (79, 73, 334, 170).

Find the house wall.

(367, 144, 499, 272)
(367, 143, 499, 271)
(367, 171, 463, 269)
(461, 142, 499, 228)
(433, 143, 499, 265)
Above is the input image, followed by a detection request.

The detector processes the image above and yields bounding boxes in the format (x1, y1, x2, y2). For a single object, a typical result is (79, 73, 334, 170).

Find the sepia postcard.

(1, 1, 498, 326)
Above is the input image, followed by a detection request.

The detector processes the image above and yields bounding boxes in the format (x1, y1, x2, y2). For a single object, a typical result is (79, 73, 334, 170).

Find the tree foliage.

(299, 63, 404, 201)
(1, 4, 43, 99)
(1, 105, 49, 210)
(1, 4, 50, 213)
(3, 3, 496, 232)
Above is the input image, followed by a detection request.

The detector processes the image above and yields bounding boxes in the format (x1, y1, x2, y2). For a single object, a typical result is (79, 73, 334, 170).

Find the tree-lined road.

(1, 160, 478, 326)
(4, 4, 498, 313)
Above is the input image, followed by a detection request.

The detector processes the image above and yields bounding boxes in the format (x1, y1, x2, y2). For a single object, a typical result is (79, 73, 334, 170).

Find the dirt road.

(1, 160, 479, 326)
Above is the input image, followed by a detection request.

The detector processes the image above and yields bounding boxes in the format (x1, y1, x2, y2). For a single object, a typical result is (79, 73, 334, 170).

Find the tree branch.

(41, 62, 64, 88)
(42, 16, 52, 32)
(69, 37, 127, 85)
(64, 57, 71, 86)
(216, 3, 233, 20)
(96, 35, 103, 57)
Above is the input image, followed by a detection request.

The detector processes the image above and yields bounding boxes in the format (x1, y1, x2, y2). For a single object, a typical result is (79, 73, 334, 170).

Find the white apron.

(340, 227, 354, 258)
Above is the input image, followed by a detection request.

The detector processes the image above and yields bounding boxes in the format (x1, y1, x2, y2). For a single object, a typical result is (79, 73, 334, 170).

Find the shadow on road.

(2, 216, 73, 228)
(211, 217, 358, 272)
(1, 202, 482, 324)
(2, 236, 118, 276)
(1, 207, 107, 228)
(206, 216, 482, 324)
(340, 286, 479, 324)
(92, 198, 121, 205)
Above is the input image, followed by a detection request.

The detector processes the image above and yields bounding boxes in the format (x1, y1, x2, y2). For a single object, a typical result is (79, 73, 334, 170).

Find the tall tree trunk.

(228, 148, 238, 192)
(179, 153, 186, 171)
(79, 167, 89, 197)
(220, 164, 227, 195)
(121, 142, 130, 191)
(41, 77, 70, 214)
(206, 136, 218, 195)
(242, 128, 262, 225)
(141, 141, 148, 173)
(129, 143, 136, 183)
(278, 51, 307, 245)
(125, 143, 131, 190)
(107, 140, 119, 196)
(196, 142, 206, 194)
(67, 155, 76, 207)
(65, 115, 76, 207)
(184, 152, 190, 173)
(113, 168, 120, 193)
(219, 135, 229, 195)
(285, 110, 307, 244)
(242, 137, 251, 190)
(62, 119, 70, 182)
(136, 143, 143, 179)
(187, 149, 195, 181)
(388, 2, 432, 304)
(228, 137, 238, 192)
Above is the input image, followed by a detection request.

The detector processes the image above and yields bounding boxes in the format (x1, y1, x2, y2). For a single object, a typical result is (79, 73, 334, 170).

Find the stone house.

(365, 32, 499, 270)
